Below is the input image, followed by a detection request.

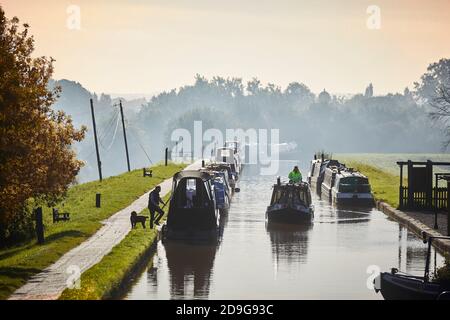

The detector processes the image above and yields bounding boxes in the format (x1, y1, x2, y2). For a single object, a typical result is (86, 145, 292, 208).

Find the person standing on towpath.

(148, 186, 165, 229)
(288, 166, 303, 183)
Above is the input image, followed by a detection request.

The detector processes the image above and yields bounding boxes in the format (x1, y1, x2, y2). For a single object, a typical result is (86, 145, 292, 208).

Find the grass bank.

(0, 163, 185, 300)
(336, 161, 400, 208)
(59, 194, 171, 300)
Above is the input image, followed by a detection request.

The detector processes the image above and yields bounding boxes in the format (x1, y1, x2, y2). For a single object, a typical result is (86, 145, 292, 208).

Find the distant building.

(318, 89, 331, 104)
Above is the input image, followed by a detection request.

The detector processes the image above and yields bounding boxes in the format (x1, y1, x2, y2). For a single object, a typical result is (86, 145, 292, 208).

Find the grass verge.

(59, 194, 171, 300)
(341, 161, 400, 208)
(0, 163, 185, 300)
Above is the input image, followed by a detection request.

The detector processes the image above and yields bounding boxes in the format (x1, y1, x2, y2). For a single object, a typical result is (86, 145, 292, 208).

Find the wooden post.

(399, 164, 404, 208)
(447, 180, 450, 236)
(165, 148, 169, 166)
(90, 99, 103, 182)
(119, 101, 131, 172)
(96, 193, 101, 208)
(35, 207, 44, 244)
(434, 174, 439, 229)
(407, 160, 413, 209)
(426, 160, 433, 210)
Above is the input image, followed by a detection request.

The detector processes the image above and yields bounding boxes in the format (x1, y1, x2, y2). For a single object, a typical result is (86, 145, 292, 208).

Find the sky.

(1, 0, 450, 96)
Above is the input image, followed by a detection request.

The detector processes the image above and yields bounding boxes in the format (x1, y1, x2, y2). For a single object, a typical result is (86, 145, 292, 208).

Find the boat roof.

(173, 170, 212, 181)
(273, 182, 310, 190)
(337, 169, 368, 179)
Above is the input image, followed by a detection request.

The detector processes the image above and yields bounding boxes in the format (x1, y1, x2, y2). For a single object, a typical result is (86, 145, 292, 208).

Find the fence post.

(399, 164, 404, 209)
(448, 180, 450, 236)
(426, 160, 433, 210)
(407, 160, 413, 209)
(35, 207, 45, 244)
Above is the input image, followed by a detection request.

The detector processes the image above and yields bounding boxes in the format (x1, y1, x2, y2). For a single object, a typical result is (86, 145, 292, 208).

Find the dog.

(130, 211, 148, 229)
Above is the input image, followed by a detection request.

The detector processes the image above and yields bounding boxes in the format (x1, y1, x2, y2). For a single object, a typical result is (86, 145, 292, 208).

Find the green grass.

(334, 153, 450, 208)
(0, 163, 185, 300)
(336, 153, 450, 175)
(341, 161, 400, 208)
(59, 194, 171, 300)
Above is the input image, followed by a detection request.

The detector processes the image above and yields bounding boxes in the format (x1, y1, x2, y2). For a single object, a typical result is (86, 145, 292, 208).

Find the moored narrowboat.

(330, 168, 374, 207)
(374, 235, 450, 300)
(162, 171, 220, 241)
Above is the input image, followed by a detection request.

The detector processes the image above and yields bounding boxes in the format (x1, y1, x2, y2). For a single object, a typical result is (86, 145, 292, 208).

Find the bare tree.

(429, 86, 450, 148)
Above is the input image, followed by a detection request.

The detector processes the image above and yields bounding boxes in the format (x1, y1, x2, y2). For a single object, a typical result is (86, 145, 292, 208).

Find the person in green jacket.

(288, 166, 303, 183)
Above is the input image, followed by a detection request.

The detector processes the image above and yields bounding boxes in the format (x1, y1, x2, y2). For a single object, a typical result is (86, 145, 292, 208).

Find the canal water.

(126, 160, 445, 300)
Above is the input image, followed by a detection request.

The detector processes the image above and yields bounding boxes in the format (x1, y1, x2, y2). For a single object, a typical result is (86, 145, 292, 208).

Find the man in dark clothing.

(148, 186, 165, 229)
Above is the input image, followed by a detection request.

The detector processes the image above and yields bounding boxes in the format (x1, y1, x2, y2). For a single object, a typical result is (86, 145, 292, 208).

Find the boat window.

(173, 178, 211, 209)
(219, 149, 232, 158)
(339, 177, 371, 193)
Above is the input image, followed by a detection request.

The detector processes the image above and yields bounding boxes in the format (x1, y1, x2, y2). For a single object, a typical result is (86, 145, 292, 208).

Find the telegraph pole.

(119, 100, 131, 172)
(90, 99, 103, 181)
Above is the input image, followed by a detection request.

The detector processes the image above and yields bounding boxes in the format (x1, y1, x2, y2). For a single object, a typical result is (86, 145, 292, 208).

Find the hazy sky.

(2, 0, 449, 95)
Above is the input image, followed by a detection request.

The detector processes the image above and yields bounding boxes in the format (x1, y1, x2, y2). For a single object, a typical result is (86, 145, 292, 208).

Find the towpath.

(9, 161, 201, 300)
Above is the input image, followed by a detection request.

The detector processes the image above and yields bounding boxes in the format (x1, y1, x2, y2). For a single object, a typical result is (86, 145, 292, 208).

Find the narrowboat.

(330, 168, 374, 207)
(308, 154, 343, 196)
(216, 147, 241, 180)
(321, 166, 338, 201)
(211, 174, 231, 213)
(162, 171, 220, 241)
(266, 178, 314, 224)
(206, 163, 238, 193)
(374, 234, 450, 300)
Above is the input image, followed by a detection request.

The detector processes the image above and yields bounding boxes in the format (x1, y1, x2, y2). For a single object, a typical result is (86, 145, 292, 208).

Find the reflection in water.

(126, 161, 445, 300)
(267, 223, 312, 274)
(165, 242, 219, 299)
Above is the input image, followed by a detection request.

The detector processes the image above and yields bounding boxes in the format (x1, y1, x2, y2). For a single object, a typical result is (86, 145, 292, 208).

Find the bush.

(0, 206, 34, 248)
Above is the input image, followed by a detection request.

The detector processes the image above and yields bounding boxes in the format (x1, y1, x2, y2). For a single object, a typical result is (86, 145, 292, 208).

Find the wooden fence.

(400, 186, 448, 210)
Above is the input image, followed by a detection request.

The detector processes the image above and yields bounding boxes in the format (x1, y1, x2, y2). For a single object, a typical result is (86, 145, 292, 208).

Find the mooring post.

(35, 207, 45, 244)
(96, 193, 101, 208)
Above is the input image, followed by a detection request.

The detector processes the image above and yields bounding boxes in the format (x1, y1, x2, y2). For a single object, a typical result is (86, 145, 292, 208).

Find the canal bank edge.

(376, 201, 450, 257)
(59, 197, 169, 300)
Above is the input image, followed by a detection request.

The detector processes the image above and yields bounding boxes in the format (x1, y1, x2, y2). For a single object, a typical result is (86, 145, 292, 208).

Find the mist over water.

(50, 73, 447, 183)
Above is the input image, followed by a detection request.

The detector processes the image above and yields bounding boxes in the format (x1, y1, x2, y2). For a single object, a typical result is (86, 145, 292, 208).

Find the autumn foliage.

(0, 7, 86, 241)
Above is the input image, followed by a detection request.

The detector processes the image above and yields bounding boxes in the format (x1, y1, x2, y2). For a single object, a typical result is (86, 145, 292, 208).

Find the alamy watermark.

(170, 121, 280, 175)
(66, 265, 81, 290)
(366, 5, 381, 30)
(66, 5, 81, 31)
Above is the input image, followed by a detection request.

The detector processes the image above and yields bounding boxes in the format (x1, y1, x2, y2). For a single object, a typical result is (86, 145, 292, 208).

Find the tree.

(414, 58, 450, 104)
(0, 7, 86, 233)
(429, 86, 450, 148)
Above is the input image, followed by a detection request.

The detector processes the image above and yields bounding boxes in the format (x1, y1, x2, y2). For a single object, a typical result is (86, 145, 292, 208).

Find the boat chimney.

(321, 153, 325, 161)
(314, 154, 317, 160)
(202, 160, 205, 168)
(277, 176, 281, 186)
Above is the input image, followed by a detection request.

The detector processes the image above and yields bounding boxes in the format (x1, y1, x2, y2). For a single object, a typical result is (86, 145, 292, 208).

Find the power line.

(128, 125, 153, 165)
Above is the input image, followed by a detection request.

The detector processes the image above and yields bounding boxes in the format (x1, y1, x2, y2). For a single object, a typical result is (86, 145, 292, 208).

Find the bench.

(52, 208, 70, 223)
(143, 168, 153, 177)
